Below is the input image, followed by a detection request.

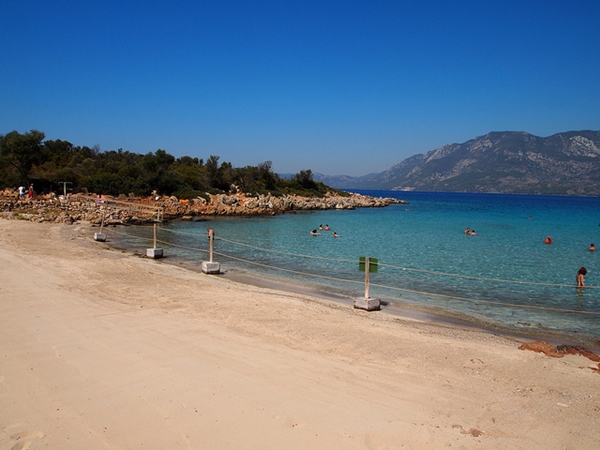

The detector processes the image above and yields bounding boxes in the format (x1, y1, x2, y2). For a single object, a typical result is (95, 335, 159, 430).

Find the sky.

(1, 1, 599, 176)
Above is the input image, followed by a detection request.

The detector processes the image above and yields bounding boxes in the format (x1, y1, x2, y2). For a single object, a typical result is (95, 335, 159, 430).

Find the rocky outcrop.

(519, 340, 600, 370)
(0, 189, 407, 224)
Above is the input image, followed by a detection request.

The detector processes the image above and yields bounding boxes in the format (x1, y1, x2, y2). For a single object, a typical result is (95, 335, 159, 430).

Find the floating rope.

(108, 227, 600, 316)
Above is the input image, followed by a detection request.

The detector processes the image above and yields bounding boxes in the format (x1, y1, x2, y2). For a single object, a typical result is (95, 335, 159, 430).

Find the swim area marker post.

(354, 256, 381, 311)
(94, 214, 107, 242)
(146, 222, 164, 259)
(202, 228, 220, 274)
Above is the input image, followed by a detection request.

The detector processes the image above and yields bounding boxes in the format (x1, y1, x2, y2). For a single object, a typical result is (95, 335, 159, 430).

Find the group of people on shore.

(17, 184, 34, 199)
(311, 224, 339, 237)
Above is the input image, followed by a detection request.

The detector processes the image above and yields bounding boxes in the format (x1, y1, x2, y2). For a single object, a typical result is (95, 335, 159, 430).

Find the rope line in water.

(108, 228, 600, 316)
(214, 232, 597, 290)
(214, 235, 357, 263)
(153, 227, 357, 263)
(377, 262, 578, 288)
(162, 227, 596, 288)
(368, 282, 600, 315)
(211, 250, 364, 285)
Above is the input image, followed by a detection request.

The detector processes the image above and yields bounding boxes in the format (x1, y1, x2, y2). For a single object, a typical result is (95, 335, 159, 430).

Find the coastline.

(1, 219, 599, 449)
(106, 224, 600, 351)
(0, 190, 407, 225)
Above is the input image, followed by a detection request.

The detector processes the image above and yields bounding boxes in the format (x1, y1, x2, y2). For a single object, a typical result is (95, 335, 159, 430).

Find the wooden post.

(146, 223, 163, 258)
(94, 213, 107, 242)
(208, 228, 214, 262)
(202, 228, 220, 274)
(364, 256, 370, 298)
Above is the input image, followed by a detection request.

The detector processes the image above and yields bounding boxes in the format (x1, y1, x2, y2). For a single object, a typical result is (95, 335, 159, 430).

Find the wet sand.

(1, 220, 599, 449)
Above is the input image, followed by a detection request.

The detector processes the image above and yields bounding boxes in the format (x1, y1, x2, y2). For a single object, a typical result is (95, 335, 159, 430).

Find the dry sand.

(1, 220, 598, 449)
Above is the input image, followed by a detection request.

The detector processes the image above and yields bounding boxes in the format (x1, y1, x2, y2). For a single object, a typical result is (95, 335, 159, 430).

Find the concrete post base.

(354, 297, 381, 311)
(94, 233, 107, 242)
(146, 248, 164, 259)
(202, 261, 221, 274)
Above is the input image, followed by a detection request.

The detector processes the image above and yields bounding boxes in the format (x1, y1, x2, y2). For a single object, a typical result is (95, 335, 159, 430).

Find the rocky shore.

(0, 190, 407, 225)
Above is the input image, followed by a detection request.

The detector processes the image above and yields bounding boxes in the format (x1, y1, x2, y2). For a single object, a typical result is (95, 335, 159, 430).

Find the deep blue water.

(115, 191, 600, 344)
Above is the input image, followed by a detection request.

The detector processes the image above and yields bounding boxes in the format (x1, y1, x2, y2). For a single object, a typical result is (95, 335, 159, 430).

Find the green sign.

(359, 256, 378, 273)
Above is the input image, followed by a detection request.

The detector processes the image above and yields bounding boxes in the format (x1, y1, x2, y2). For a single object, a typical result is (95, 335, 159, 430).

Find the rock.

(556, 345, 600, 362)
(0, 191, 407, 223)
(518, 340, 563, 358)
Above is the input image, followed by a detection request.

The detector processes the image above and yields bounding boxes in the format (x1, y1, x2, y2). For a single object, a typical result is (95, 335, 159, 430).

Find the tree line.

(0, 130, 340, 199)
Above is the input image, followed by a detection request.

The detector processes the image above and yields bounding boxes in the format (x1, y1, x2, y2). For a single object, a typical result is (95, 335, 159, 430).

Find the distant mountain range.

(313, 130, 600, 196)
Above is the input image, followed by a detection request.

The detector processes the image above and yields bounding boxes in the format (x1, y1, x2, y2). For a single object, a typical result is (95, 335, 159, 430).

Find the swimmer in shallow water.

(332, 231, 339, 237)
(325, 224, 330, 231)
(589, 243, 596, 251)
(310, 229, 319, 236)
(544, 236, 552, 244)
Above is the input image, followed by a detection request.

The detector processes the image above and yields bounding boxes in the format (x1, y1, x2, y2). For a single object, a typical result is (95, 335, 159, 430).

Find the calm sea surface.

(114, 191, 600, 345)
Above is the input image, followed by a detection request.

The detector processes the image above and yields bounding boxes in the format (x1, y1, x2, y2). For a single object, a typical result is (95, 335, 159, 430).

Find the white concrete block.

(202, 261, 221, 274)
(354, 297, 381, 311)
(146, 248, 164, 259)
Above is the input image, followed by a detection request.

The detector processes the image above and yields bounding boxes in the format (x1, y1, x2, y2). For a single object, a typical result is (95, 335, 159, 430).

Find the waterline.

(109, 190, 600, 347)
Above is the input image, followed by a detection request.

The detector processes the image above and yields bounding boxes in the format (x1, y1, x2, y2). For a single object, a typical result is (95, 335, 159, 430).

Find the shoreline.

(106, 225, 600, 351)
(1, 219, 599, 449)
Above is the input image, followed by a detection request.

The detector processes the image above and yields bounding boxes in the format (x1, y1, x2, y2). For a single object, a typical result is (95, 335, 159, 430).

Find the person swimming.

(589, 243, 596, 251)
(464, 227, 470, 234)
(325, 224, 330, 231)
(310, 229, 319, 236)
(544, 236, 552, 244)
(332, 231, 339, 237)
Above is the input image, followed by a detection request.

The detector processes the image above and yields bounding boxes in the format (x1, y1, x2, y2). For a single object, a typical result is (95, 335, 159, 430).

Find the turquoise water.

(115, 191, 600, 345)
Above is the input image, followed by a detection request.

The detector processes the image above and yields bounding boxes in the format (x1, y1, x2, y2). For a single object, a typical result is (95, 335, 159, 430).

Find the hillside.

(314, 130, 600, 195)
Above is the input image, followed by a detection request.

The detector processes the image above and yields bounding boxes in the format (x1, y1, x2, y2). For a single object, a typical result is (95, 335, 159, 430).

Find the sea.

(111, 190, 600, 347)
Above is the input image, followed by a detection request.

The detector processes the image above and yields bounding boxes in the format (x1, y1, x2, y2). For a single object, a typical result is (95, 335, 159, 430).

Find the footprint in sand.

(8, 430, 45, 450)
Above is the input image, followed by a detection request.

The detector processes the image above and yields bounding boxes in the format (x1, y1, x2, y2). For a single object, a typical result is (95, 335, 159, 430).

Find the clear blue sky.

(2, 1, 599, 176)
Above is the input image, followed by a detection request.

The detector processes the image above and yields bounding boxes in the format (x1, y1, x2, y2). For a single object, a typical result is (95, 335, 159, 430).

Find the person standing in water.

(577, 267, 587, 287)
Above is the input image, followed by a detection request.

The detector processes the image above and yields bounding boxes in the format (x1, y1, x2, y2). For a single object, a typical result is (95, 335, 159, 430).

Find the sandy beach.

(1, 220, 598, 449)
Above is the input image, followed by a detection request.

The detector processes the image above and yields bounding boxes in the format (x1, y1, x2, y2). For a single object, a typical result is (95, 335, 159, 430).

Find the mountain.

(313, 131, 600, 195)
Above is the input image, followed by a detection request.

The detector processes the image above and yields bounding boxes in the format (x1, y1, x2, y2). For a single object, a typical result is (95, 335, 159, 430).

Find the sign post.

(355, 257, 380, 311)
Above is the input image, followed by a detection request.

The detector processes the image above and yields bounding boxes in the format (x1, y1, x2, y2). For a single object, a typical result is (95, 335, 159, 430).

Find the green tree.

(0, 130, 45, 184)
(293, 169, 317, 190)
